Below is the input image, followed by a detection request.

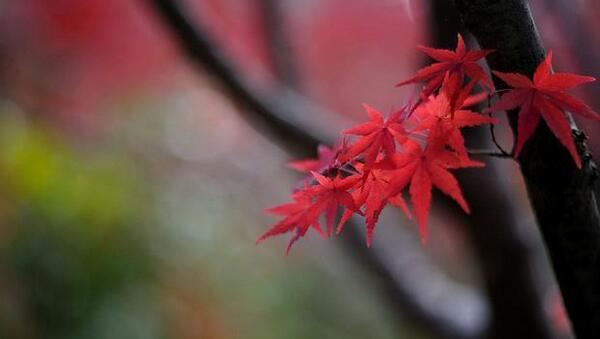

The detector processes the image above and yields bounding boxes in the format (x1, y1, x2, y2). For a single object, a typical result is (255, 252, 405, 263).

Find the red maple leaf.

(413, 80, 497, 156)
(258, 172, 361, 253)
(257, 192, 326, 254)
(397, 34, 493, 98)
(388, 136, 484, 243)
(341, 104, 408, 164)
(309, 172, 361, 236)
(490, 51, 599, 168)
(336, 163, 412, 247)
(287, 141, 361, 191)
(288, 144, 336, 173)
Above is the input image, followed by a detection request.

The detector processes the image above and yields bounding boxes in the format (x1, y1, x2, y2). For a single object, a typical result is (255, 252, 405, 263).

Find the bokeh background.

(0, 0, 597, 338)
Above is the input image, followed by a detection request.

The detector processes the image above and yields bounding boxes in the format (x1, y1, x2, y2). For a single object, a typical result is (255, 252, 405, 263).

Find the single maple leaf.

(361, 168, 411, 247)
(259, 171, 360, 253)
(287, 141, 359, 191)
(288, 144, 336, 173)
(257, 192, 326, 254)
(336, 163, 412, 247)
(341, 104, 408, 164)
(388, 136, 484, 243)
(397, 33, 493, 98)
(490, 51, 599, 168)
(413, 80, 497, 156)
(309, 172, 361, 236)
(334, 187, 366, 239)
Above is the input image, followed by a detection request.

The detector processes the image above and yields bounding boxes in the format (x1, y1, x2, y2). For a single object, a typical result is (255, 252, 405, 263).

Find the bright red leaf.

(341, 104, 408, 164)
(490, 51, 599, 168)
(259, 171, 361, 253)
(388, 137, 484, 244)
(337, 163, 412, 247)
(257, 192, 326, 254)
(397, 34, 493, 98)
(413, 81, 497, 156)
(309, 172, 361, 236)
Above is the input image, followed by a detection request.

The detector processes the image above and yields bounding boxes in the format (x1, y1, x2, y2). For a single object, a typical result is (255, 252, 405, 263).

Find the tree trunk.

(454, 1, 600, 337)
(429, 2, 553, 337)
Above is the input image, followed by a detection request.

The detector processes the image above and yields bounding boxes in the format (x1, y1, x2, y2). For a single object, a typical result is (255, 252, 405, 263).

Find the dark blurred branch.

(147, 0, 487, 338)
(454, 0, 600, 337)
(466, 150, 512, 158)
(259, 0, 299, 86)
(146, 0, 338, 157)
(456, 160, 555, 339)
(429, 2, 555, 338)
(343, 223, 488, 339)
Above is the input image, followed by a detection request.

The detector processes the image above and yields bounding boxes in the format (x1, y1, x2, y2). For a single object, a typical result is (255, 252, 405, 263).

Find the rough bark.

(454, 1, 600, 337)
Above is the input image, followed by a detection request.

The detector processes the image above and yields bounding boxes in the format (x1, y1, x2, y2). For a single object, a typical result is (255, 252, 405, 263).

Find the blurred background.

(0, 0, 597, 338)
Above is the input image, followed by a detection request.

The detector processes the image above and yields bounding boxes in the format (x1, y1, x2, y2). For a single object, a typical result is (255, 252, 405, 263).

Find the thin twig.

(486, 93, 512, 156)
(467, 150, 514, 158)
(259, 0, 299, 86)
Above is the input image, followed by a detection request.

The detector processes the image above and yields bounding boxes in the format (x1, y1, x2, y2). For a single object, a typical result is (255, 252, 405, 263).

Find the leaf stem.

(467, 149, 514, 158)
(486, 94, 513, 156)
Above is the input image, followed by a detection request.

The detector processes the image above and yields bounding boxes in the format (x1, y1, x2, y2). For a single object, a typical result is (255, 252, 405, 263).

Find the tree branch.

(146, 0, 488, 338)
(454, 1, 600, 337)
(466, 150, 512, 158)
(259, 0, 300, 87)
(428, 3, 554, 337)
(146, 0, 342, 157)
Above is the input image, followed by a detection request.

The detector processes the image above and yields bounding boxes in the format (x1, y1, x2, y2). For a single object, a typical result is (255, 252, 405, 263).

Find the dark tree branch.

(146, 0, 342, 157)
(457, 160, 556, 339)
(454, 1, 600, 337)
(259, 0, 299, 87)
(466, 150, 512, 158)
(342, 222, 488, 339)
(429, 3, 554, 337)
(146, 1, 487, 338)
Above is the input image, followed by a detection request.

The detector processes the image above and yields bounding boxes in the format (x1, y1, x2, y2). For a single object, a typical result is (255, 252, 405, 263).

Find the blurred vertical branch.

(428, 1, 555, 338)
(454, 0, 600, 337)
(146, 0, 487, 338)
(259, 0, 299, 87)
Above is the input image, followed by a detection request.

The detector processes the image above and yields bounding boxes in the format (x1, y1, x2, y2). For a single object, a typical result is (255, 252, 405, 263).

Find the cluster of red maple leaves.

(259, 34, 600, 253)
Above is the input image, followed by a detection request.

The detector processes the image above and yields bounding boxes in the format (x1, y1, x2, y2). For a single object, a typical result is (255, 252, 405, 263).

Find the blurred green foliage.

(0, 111, 162, 339)
(0, 104, 418, 339)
